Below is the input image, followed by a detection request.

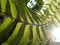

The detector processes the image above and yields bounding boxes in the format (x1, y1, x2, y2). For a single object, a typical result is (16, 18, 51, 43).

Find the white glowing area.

(52, 27, 60, 42)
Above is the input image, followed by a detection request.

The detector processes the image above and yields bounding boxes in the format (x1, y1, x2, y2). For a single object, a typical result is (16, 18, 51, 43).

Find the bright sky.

(52, 26, 60, 42)
(27, 0, 37, 8)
